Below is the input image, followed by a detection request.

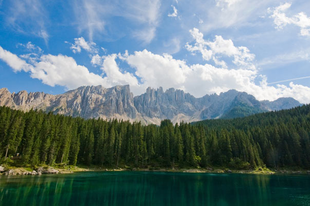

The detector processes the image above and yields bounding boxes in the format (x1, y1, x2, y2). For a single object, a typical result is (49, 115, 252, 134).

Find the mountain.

(0, 85, 302, 124)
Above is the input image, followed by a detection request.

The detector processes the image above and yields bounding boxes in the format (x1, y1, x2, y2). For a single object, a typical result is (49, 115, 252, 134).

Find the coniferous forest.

(0, 104, 310, 169)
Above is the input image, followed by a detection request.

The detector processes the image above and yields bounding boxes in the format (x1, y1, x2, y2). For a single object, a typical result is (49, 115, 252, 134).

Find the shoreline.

(1, 165, 310, 176)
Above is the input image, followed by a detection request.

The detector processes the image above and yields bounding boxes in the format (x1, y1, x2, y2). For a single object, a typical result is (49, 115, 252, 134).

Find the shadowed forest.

(0, 105, 310, 169)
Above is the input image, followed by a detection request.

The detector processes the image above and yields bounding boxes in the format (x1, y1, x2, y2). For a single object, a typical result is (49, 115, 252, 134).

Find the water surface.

(1, 171, 310, 206)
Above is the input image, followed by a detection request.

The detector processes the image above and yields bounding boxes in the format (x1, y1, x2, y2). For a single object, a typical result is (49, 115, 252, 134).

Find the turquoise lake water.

(1, 171, 310, 205)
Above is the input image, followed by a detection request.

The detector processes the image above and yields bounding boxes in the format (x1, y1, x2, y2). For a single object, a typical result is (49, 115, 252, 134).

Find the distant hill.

(192, 103, 309, 131)
(0, 85, 301, 124)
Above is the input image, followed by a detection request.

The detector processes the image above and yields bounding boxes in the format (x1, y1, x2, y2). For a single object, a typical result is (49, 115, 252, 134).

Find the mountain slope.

(0, 85, 302, 124)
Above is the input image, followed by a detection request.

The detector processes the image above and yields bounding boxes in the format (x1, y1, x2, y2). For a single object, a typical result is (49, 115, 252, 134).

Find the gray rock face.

(134, 87, 197, 123)
(261, 97, 301, 111)
(0, 85, 137, 122)
(0, 86, 302, 124)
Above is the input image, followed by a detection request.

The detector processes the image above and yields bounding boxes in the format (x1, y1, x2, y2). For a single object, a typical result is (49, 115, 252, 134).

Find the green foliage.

(0, 104, 310, 169)
(222, 105, 265, 119)
(229, 158, 251, 170)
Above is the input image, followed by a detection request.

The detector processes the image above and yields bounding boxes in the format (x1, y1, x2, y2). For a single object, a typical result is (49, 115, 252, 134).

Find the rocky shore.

(1, 164, 310, 176)
(0, 166, 62, 176)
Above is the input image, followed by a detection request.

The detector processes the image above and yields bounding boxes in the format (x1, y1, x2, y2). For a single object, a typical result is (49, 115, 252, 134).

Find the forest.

(0, 104, 310, 169)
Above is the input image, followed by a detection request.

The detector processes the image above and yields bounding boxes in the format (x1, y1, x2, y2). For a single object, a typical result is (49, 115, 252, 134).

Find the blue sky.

(0, 0, 310, 103)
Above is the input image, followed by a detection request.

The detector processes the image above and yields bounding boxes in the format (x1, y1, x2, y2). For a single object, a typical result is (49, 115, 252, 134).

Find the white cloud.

(69, 37, 98, 53)
(74, 0, 106, 41)
(101, 47, 107, 53)
(73, 0, 161, 43)
(6, 0, 49, 44)
(24, 42, 36, 50)
(121, 0, 161, 43)
(2, 32, 310, 104)
(301, 28, 310, 36)
(121, 0, 161, 25)
(269, 3, 310, 36)
(30, 55, 105, 89)
(0, 46, 105, 89)
(39, 30, 49, 45)
(268, 76, 310, 85)
(125, 50, 189, 91)
(216, 0, 242, 9)
(120, 48, 310, 103)
(258, 49, 310, 69)
(101, 54, 139, 87)
(0, 46, 139, 91)
(91, 54, 103, 66)
(193, 0, 271, 33)
(168, 5, 178, 17)
(133, 27, 156, 45)
(186, 28, 255, 70)
(17, 42, 42, 53)
(0, 46, 31, 72)
(163, 38, 181, 54)
(185, 64, 259, 96)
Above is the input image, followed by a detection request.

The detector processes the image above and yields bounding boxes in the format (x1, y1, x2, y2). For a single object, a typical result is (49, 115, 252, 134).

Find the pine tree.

(175, 125, 184, 165)
(107, 125, 115, 165)
(21, 111, 36, 163)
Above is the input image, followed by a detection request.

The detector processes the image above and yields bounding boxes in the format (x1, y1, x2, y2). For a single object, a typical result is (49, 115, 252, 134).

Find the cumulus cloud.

(0, 46, 105, 89)
(269, 3, 310, 36)
(0, 46, 31, 72)
(1, 32, 310, 104)
(122, 49, 310, 103)
(103, 45, 309, 104)
(168, 5, 178, 17)
(68, 37, 98, 53)
(101, 54, 139, 86)
(186, 28, 255, 70)
(30, 55, 106, 88)
(0, 45, 140, 90)
(125, 50, 189, 89)
(91, 54, 103, 66)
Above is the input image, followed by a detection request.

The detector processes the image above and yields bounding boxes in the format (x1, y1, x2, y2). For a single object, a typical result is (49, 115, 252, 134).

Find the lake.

(1, 171, 310, 205)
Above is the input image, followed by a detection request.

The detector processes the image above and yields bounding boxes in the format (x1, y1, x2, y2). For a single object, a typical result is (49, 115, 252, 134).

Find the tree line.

(0, 104, 310, 169)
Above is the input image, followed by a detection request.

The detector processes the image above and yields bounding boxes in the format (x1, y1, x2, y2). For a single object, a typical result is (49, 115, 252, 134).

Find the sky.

(0, 0, 310, 103)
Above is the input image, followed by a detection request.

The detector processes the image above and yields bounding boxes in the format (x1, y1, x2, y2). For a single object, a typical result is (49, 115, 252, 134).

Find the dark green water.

(1, 172, 310, 206)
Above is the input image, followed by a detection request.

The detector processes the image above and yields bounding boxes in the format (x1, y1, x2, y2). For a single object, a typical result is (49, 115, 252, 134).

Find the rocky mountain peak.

(0, 85, 302, 124)
(0, 88, 10, 93)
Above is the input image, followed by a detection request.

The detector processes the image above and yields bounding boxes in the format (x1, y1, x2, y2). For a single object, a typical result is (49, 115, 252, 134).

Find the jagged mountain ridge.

(0, 85, 301, 124)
